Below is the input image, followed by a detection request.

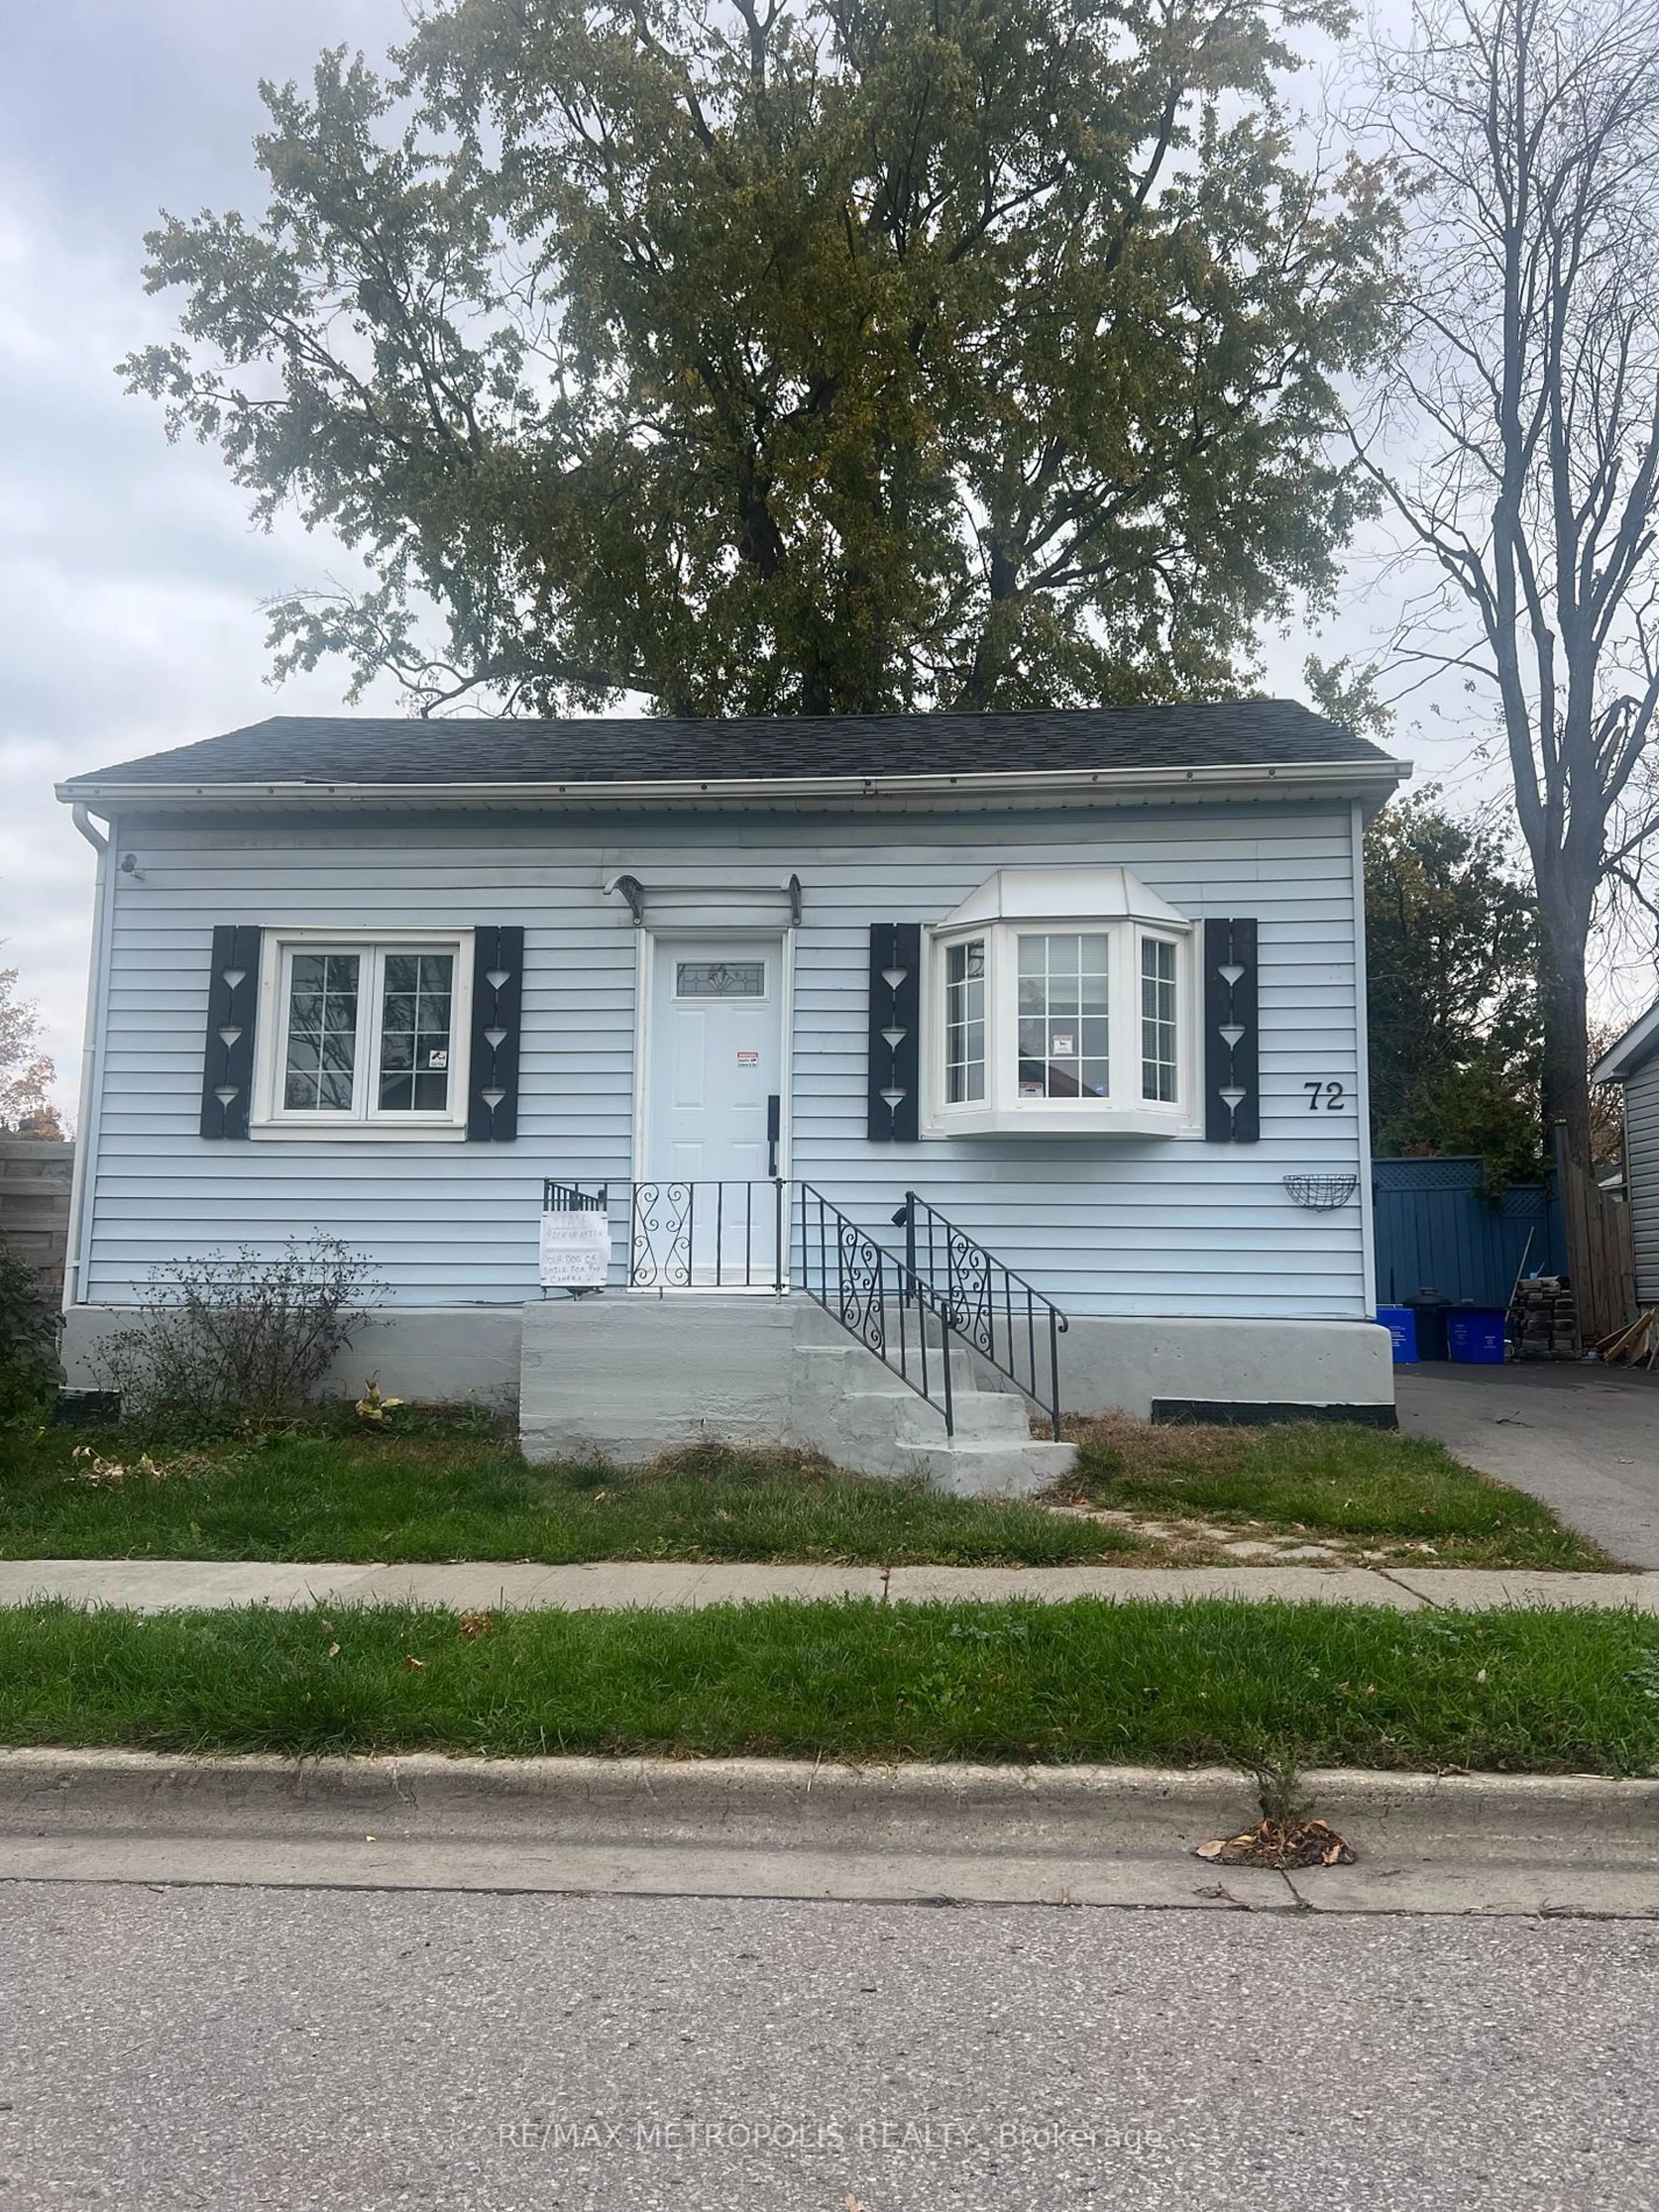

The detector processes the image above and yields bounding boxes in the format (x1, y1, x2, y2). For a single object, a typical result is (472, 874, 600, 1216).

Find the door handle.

(766, 1093, 781, 1179)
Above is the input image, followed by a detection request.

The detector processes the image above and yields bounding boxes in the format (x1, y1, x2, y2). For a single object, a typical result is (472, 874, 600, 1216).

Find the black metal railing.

(896, 1190, 1068, 1440)
(541, 1179, 785, 1293)
(543, 1180, 608, 1213)
(631, 1178, 786, 1292)
(797, 1182, 957, 1433)
(540, 1179, 1066, 1439)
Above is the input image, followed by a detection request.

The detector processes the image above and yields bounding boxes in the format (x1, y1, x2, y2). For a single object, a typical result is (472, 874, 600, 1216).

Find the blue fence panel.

(1372, 1158, 1566, 1309)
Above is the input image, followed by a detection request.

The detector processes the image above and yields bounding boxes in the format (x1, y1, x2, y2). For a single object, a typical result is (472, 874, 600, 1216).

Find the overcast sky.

(0, 1, 1535, 1123)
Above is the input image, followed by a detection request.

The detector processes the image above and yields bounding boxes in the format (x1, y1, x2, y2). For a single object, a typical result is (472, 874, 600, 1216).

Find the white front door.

(641, 937, 785, 1285)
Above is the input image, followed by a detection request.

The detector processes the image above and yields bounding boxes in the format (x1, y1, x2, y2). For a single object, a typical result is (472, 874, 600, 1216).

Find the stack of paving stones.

(1512, 1276, 1578, 1359)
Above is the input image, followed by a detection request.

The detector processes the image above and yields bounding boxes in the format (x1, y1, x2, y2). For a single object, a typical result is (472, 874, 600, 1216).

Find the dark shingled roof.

(68, 703, 1394, 790)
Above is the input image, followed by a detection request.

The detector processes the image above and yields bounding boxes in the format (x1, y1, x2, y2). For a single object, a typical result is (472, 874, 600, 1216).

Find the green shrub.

(89, 1237, 378, 1420)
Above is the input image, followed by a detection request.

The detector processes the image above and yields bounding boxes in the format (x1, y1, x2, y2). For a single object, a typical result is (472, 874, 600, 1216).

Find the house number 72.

(1303, 1081, 1347, 1111)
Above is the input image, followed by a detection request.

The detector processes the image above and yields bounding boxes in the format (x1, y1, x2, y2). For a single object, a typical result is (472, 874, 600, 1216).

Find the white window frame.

(922, 908, 1201, 1139)
(251, 928, 474, 1142)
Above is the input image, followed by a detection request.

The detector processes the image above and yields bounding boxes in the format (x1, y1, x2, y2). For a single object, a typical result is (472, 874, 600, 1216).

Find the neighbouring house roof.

(1593, 995, 1659, 1083)
(57, 703, 1405, 814)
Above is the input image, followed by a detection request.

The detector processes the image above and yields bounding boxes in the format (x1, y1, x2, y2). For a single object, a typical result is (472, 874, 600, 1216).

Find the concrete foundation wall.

(520, 1300, 1394, 1467)
(63, 1298, 1395, 1441)
(60, 1303, 524, 1411)
(1057, 1316, 1395, 1422)
(521, 1296, 798, 1463)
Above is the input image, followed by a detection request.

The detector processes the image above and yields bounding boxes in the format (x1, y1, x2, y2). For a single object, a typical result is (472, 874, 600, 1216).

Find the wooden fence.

(0, 1137, 74, 1304)
(1555, 1126, 1638, 1344)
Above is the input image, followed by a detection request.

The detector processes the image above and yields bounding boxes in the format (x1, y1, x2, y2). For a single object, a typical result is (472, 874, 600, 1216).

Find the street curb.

(2, 1751, 1656, 1915)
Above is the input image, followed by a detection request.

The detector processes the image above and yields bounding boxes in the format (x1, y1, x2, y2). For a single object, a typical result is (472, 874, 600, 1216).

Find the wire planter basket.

(1283, 1173, 1359, 1211)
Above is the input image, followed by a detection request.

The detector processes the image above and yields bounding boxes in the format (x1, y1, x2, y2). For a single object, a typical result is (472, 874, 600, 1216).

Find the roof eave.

(1592, 996, 1659, 1082)
(57, 756, 1409, 813)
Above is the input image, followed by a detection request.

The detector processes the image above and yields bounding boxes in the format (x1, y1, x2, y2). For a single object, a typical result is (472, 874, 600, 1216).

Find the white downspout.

(1350, 797, 1377, 1316)
(64, 804, 113, 1311)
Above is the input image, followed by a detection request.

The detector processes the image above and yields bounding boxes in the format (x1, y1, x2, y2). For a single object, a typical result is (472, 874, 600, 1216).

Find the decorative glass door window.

(944, 939, 986, 1102)
(676, 960, 765, 998)
(268, 939, 466, 1127)
(1017, 933, 1109, 1097)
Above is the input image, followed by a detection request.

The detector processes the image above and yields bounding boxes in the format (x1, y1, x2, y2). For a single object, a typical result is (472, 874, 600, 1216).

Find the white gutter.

(64, 804, 114, 1311)
(55, 756, 1409, 813)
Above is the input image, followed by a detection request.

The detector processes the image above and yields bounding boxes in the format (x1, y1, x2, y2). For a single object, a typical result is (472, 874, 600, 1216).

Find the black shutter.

(867, 922, 921, 1142)
(199, 925, 262, 1139)
(1204, 918, 1260, 1143)
(467, 926, 524, 1141)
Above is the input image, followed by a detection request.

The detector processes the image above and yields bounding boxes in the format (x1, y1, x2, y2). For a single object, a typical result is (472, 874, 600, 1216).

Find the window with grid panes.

(262, 936, 469, 1131)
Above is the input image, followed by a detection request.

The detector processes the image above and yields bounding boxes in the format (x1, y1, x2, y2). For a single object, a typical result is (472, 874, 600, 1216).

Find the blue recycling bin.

(1447, 1306, 1506, 1364)
(1377, 1305, 1418, 1363)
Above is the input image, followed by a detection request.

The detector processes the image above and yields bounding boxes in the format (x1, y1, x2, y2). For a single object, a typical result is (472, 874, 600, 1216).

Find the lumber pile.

(1598, 1308, 1659, 1369)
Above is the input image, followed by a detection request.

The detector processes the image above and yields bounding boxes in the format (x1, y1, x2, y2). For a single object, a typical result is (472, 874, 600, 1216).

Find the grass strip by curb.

(4, 1597, 1656, 1775)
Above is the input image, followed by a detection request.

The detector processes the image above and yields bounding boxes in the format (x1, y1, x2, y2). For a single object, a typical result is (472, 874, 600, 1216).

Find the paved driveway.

(1398, 1360, 1659, 1567)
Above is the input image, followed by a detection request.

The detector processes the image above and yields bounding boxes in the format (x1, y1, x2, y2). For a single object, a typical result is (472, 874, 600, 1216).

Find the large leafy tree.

(124, 0, 1395, 716)
(1364, 790, 1541, 1187)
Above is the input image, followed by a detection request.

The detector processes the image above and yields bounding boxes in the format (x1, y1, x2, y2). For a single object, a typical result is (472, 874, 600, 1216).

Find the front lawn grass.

(1, 1596, 1654, 1773)
(1068, 1415, 1608, 1568)
(0, 1404, 1610, 1569)
(0, 1418, 1155, 1567)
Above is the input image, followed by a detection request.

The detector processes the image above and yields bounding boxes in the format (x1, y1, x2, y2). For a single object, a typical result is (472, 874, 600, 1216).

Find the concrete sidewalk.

(3, 1556, 1659, 1612)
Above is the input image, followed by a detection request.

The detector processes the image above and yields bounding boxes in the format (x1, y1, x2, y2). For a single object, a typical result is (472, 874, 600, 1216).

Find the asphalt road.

(1398, 1360, 1659, 1566)
(3, 1882, 1656, 2210)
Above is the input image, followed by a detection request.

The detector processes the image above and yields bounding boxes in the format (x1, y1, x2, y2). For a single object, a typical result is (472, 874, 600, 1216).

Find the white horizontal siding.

(82, 801, 1369, 1318)
(1626, 1059, 1659, 1306)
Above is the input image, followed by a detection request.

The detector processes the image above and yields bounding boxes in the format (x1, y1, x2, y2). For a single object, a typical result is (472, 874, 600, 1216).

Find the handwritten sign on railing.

(539, 1208, 611, 1288)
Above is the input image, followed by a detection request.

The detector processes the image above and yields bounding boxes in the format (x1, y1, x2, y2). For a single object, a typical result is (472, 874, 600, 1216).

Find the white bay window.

(253, 931, 473, 1138)
(925, 870, 1198, 1136)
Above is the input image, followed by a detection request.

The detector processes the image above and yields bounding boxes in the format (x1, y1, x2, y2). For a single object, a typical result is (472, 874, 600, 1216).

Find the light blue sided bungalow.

(56, 705, 1405, 1491)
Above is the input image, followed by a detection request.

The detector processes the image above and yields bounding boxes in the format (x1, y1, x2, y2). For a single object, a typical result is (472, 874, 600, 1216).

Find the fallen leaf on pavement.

(1193, 1818, 1354, 1870)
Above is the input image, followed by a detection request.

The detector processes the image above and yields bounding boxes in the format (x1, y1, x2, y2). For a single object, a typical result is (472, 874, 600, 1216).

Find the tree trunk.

(1534, 860, 1595, 1173)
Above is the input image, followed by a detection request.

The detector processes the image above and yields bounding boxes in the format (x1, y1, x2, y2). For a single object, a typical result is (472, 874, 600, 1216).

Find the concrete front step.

(790, 1345, 1034, 1443)
(787, 1319, 1076, 1497)
(886, 1440, 1080, 1499)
